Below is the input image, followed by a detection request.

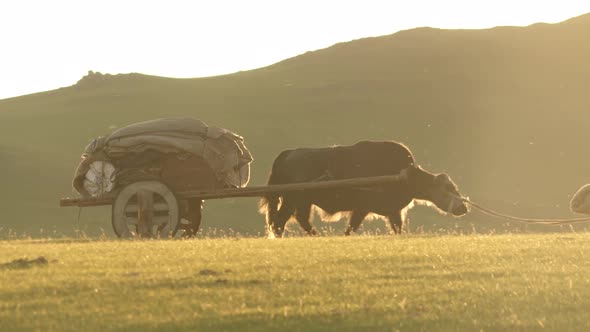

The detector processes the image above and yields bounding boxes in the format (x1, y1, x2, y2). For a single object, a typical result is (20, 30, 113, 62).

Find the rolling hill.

(1, 13, 589, 236)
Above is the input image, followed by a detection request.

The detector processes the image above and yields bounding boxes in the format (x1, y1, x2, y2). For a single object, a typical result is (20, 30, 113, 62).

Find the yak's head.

(407, 166, 469, 216)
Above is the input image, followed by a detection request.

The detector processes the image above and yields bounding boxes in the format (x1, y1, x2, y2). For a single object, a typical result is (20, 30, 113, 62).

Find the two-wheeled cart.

(60, 174, 406, 238)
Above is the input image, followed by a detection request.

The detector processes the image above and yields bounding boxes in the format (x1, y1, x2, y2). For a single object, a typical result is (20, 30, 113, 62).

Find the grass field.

(1, 233, 589, 331)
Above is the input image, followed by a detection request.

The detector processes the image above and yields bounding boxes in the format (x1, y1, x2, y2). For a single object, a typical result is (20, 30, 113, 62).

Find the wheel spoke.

(137, 190, 154, 237)
(125, 202, 169, 213)
(152, 216, 170, 226)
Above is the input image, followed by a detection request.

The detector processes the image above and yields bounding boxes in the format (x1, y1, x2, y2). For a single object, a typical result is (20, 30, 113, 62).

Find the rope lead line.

(459, 196, 590, 225)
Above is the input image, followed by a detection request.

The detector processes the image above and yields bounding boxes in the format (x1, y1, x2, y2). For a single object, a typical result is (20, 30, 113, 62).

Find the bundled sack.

(73, 118, 253, 197)
(570, 184, 590, 215)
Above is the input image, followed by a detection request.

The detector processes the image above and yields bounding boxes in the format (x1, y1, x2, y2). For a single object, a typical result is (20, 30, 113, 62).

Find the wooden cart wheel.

(112, 181, 179, 238)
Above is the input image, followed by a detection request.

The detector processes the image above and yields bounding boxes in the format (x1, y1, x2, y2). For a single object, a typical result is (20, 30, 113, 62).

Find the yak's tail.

(258, 194, 279, 215)
(259, 150, 291, 236)
(259, 188, 281, 238)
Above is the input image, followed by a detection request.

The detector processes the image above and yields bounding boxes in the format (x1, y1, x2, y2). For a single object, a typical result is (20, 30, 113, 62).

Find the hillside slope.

(1, 14, 589, 235)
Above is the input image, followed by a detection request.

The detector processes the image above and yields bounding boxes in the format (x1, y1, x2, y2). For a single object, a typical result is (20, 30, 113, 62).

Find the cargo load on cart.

(70, 118, 252, 237)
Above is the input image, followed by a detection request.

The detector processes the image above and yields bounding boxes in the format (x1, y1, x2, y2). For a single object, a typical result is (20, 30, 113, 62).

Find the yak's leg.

(344, 210, 368, 236)
(185, 198, 203, 237)
(269, 200, 295, 238)
(294, 203, 318, 236)
(387, 210, 405, 235)
(171, 198, 203, 237)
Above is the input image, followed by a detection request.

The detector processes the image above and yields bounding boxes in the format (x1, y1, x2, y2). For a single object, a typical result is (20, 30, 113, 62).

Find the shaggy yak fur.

(259, 141, 469, 237)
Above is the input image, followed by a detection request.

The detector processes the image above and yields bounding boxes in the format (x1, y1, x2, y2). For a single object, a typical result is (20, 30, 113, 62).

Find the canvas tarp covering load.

(73, 118, 253, 197)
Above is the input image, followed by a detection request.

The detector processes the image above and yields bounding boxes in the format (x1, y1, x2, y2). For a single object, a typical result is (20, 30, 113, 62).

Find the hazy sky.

(1, 0, 589, 100)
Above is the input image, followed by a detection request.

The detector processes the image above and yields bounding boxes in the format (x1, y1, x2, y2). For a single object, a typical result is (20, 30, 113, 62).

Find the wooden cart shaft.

(60, 174, 407, 208)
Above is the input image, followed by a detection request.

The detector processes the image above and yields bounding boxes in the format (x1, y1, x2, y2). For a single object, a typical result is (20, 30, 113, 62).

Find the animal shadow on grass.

(0, 256, 50, 270)
(137, 269, 265, 289)
(195, 268, 263, 286)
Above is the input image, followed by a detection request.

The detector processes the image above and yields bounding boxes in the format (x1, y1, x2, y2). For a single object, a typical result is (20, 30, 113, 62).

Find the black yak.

(259, 141, 468, 237)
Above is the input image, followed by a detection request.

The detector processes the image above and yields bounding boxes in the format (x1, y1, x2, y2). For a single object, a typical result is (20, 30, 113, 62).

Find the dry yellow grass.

(1, 233, 589, 331)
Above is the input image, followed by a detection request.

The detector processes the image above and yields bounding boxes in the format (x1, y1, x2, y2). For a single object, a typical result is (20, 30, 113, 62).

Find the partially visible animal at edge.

(259, 141, 469, 238)
(570, 184, 590, 215)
